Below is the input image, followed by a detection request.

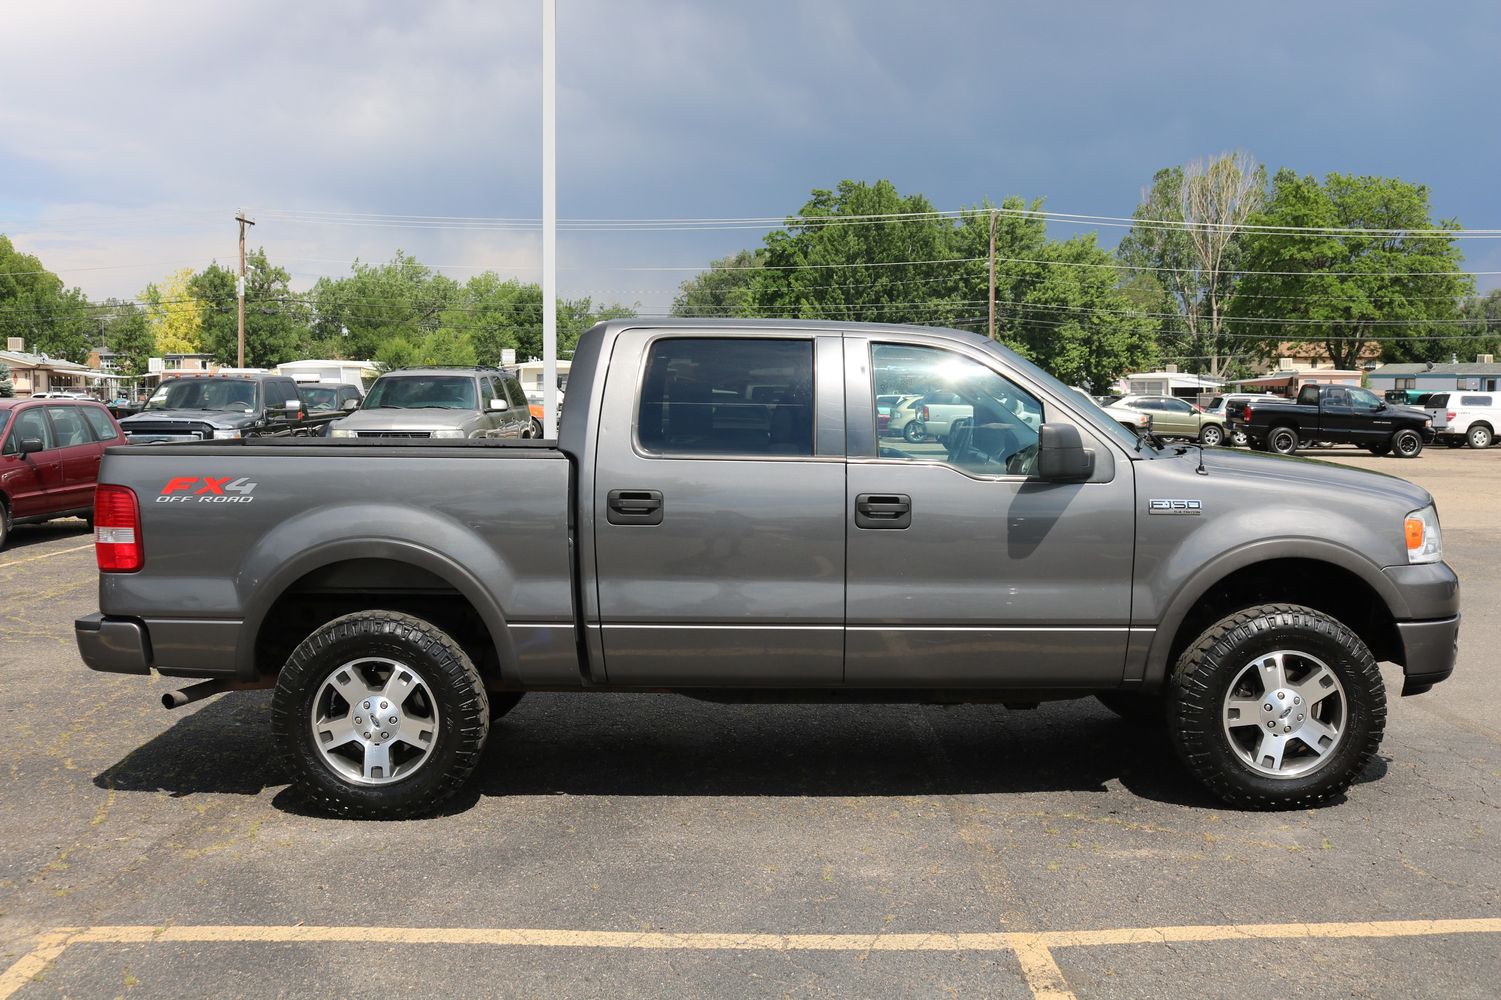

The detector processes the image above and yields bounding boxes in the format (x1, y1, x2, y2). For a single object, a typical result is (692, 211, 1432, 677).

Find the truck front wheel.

(1391, 429, 1424, 458)
(272, 611, 490, 819)
(1267, 427, 1299, 455)
(1167, 604, 1385, 809)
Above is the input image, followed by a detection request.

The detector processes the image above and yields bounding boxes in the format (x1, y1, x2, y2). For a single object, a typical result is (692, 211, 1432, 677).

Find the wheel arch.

(1143, 545, 1406, 690)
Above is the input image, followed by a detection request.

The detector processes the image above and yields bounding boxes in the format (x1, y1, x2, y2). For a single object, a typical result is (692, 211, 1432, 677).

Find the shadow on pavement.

(93, 691, 1295, 812)
(0, 517, 91, 554)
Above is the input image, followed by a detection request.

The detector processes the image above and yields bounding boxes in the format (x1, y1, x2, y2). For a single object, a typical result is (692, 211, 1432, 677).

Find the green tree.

(0, 235, 94, 361)
(438, 274, 538, 365)
(671, 250, 762, 317)
(414, 327, 477, 367)
(190, 249, 310, 368)
(373, 336, 420, 371)
(310, 252, 459, 361)
(142, 268, 204, 356)
(0, 358, 13, 397)
(1456, 289, 1501, 360)
(101, 301, 154, 377)
(1231, 171, 1473, 369)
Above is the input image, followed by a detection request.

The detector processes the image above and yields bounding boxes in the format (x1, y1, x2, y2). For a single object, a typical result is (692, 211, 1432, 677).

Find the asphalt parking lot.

(1, 446, 1498, 999)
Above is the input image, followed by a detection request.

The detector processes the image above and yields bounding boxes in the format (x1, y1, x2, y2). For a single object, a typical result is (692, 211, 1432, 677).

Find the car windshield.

(144, 379, 258, 412)
(364, 376, 477, 410)
(300, 386, 339, 412)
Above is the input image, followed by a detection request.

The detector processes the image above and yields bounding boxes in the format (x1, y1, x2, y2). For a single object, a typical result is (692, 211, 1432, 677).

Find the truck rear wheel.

(272, 611, 490, 819)
(1167, 604, 1385, 809)
(1267, 427, 1299, 455)
(1391, 429, 1424, 458)
(1468, 424, 1492, 449)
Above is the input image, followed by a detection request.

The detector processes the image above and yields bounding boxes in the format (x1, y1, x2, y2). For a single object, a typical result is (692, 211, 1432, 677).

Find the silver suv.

(329, 368, 531, 440)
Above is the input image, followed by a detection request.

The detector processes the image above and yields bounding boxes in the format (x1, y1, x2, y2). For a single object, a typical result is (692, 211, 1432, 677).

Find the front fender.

(233, 502, 517, 679)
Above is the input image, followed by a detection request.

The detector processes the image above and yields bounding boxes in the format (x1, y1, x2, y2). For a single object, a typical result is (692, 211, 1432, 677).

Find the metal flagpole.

(541, 0, 558, 438)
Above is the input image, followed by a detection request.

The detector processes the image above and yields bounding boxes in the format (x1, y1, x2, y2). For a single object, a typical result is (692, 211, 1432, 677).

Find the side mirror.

(341, 398, 360, 412)
(1037, 424, 1094, 483)
(18, 437, 46, 457)
(285, 400, 302, 415)
(488, 398, 509, 412)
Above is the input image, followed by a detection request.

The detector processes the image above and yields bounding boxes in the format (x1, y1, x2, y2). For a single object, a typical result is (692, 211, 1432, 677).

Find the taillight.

(1241, 404, 1253, 421)
(922, 405, 930, 421)
(1447, 411, 1456, 421)
(95, 485, 143, 572)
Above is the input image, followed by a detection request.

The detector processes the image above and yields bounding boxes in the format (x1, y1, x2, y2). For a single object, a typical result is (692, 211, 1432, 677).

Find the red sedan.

(0, 398, 128, 550)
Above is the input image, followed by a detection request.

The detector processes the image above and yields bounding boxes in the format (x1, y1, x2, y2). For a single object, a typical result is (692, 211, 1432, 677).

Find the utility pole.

(541, 0, 557, 437)
(235, 211, 255, 368)
(987, 209, 997, 341)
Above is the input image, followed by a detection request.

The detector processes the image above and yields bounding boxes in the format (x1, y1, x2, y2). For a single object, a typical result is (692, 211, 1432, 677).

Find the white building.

(1116, 367, 1224, 399)
(276, 359, 380, 387)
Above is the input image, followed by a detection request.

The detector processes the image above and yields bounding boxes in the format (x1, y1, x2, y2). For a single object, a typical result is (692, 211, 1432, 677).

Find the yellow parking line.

(0, 542, 93, 571)
(3, 918, 1499, 1000)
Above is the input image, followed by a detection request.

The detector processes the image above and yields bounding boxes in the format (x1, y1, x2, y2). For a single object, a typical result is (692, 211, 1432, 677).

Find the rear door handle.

(607, 489, 664, 525)
(855, 493, 911, 529)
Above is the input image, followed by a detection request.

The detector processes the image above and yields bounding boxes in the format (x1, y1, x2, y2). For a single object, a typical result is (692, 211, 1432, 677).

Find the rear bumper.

(1395, 615, 1460, 696)
(76, 613, 241, 678)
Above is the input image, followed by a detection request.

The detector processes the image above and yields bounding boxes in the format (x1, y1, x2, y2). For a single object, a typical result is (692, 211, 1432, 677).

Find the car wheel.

(272, 610, 490, 819)
(1096, 691, 1166, 726)
(903, 421, 927, 443)
(489, 691, 524, 721)
(528, 418, 544, 439)
(1199, 424, 1224, 447)
(1268, 427, 1299, 455)
(1167, 604, 1385, 809)
(1367, 444, 1391, 456)
(1469, 424, 1493, 449)
(1230, 429, 1249, 447)
(1391, 428, 1424, 458)
(0, 500, 10, 551)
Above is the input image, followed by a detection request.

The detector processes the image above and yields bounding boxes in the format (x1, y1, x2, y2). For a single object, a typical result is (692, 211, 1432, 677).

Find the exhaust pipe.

(162, 679, 231, 710)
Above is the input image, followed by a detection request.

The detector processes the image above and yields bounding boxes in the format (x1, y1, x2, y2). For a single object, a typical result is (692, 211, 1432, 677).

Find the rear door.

(844, 336, 1136, 687)
(45, 404, 101, 511)
(591, 330, 847, 685)
(0, 405, 62, 517)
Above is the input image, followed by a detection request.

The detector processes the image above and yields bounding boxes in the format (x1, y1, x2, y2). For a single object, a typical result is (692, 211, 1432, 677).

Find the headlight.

(329, 428, 356, 439)
(213, 428, 242, 440)
(430, 429, 466, 439)
(1405, 504, 1444, 564)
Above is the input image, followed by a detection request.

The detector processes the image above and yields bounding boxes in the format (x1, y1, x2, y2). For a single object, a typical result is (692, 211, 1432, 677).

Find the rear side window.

(80, 406, 118, 441)
(638, 338, 814, 457)
(1461, 395, 1492, 406)
(46, 405, 93, 447)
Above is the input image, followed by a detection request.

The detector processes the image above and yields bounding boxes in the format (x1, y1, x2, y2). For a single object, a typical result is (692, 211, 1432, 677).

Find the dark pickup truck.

(118, 372, 334, 443)
(75, 320, 1460, 818)
(1233, 384, 1435, 458)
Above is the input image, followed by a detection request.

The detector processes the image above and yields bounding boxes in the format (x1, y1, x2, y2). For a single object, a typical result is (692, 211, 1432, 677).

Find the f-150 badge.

(1149, 498, 1202, 515)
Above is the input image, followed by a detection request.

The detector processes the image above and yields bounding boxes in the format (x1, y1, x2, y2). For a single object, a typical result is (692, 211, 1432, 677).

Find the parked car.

(118, 373, 322, 443)
(0, 398, 127, 549)
(523, 390, 558, 438)
(298, 382, 364, 415)
(1423, 392, 1500, 449)
(884, 395, 924, 439)
(1204, 393, 1288, 447)
(1385, 389, 1434, 407)
(1234, 384, 1434, 457)
(77, 319, 1457, 818)
(1114, 394, 1227, 445)
(1070, 388, 1150, 435)
(900, 390, 973, 443)
(328, 368, 530, 440)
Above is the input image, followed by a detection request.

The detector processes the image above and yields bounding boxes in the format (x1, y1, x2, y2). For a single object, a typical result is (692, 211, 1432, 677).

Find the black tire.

(1230, 429, 1249, 448)
(1096, 691, 1166, 726)
(1199, 424, 1224, 447)
(0, 499, 10, 551)
(1468, 424, 1492, 449)
(903, 421, 927, 443)
(1367, 444, 1391, 456)
(1391, 428, 1424, 458)
(1167, 604, 1385, 809)
(1267, 426, 1300, 455)
(529, 418, 544, 439)
(272, 611, 490, 819)
(489, 691, 524, 721)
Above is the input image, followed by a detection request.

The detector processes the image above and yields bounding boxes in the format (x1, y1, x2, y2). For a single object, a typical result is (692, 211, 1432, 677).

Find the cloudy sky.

(3, 0, 1499, 313)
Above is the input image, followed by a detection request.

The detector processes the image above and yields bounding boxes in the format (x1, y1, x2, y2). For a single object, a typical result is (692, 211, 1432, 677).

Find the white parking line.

(3, 918, 1499, 1000)
(0, 543, 93, 571)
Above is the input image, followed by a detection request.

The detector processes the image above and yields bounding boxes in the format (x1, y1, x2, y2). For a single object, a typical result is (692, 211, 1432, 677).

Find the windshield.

(300, 386, 339, 412)
(145, 379, 258, 412)
(364, 375, 477, 410)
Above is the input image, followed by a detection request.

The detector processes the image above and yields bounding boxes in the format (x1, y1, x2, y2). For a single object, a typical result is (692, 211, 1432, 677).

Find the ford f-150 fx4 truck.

(75, 320, 1460, 818)
(1232, 384, 1435, 457)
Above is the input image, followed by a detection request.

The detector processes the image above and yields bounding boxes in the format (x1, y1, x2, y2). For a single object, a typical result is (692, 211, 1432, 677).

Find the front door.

(592, 331, 846, 685)
(0, 405, 63, 518)
(844, 338, 1136, 687)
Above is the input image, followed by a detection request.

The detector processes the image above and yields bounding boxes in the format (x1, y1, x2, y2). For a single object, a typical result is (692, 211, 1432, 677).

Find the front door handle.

(607, 489, 664, 525)
(855, 493, 911, 529)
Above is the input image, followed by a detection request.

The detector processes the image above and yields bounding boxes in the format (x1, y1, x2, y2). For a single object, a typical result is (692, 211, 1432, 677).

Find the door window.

(1347, 387, 1383, 408)
(46, 406, 92, 447)
(871, 343, 1043, 477)
(3, 408, 55, 455)
(80, 406, 118, 441)
(637, 338, 814, 457)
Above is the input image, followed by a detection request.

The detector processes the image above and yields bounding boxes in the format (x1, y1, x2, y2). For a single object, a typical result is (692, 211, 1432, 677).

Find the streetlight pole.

(541, 0, 558, 438)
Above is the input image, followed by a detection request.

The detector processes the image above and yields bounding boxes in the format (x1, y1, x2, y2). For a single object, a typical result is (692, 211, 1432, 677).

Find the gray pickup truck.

(75, 320, 1460, 818)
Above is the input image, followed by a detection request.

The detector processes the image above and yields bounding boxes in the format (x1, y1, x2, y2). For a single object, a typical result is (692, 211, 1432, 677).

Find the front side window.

(872, 343, 1043, 477)
(1347, 387, 1382, 408)
(364, 376, 478, 411)
(3, 407, 55, 455)
(638, 338, 813, 457)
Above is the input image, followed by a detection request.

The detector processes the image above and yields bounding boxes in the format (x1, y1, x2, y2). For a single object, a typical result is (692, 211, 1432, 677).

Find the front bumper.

(1395, 615, 1460, 696)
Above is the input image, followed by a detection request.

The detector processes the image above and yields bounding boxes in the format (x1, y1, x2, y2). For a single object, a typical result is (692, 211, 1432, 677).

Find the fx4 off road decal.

(157, 476, 258, 504)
